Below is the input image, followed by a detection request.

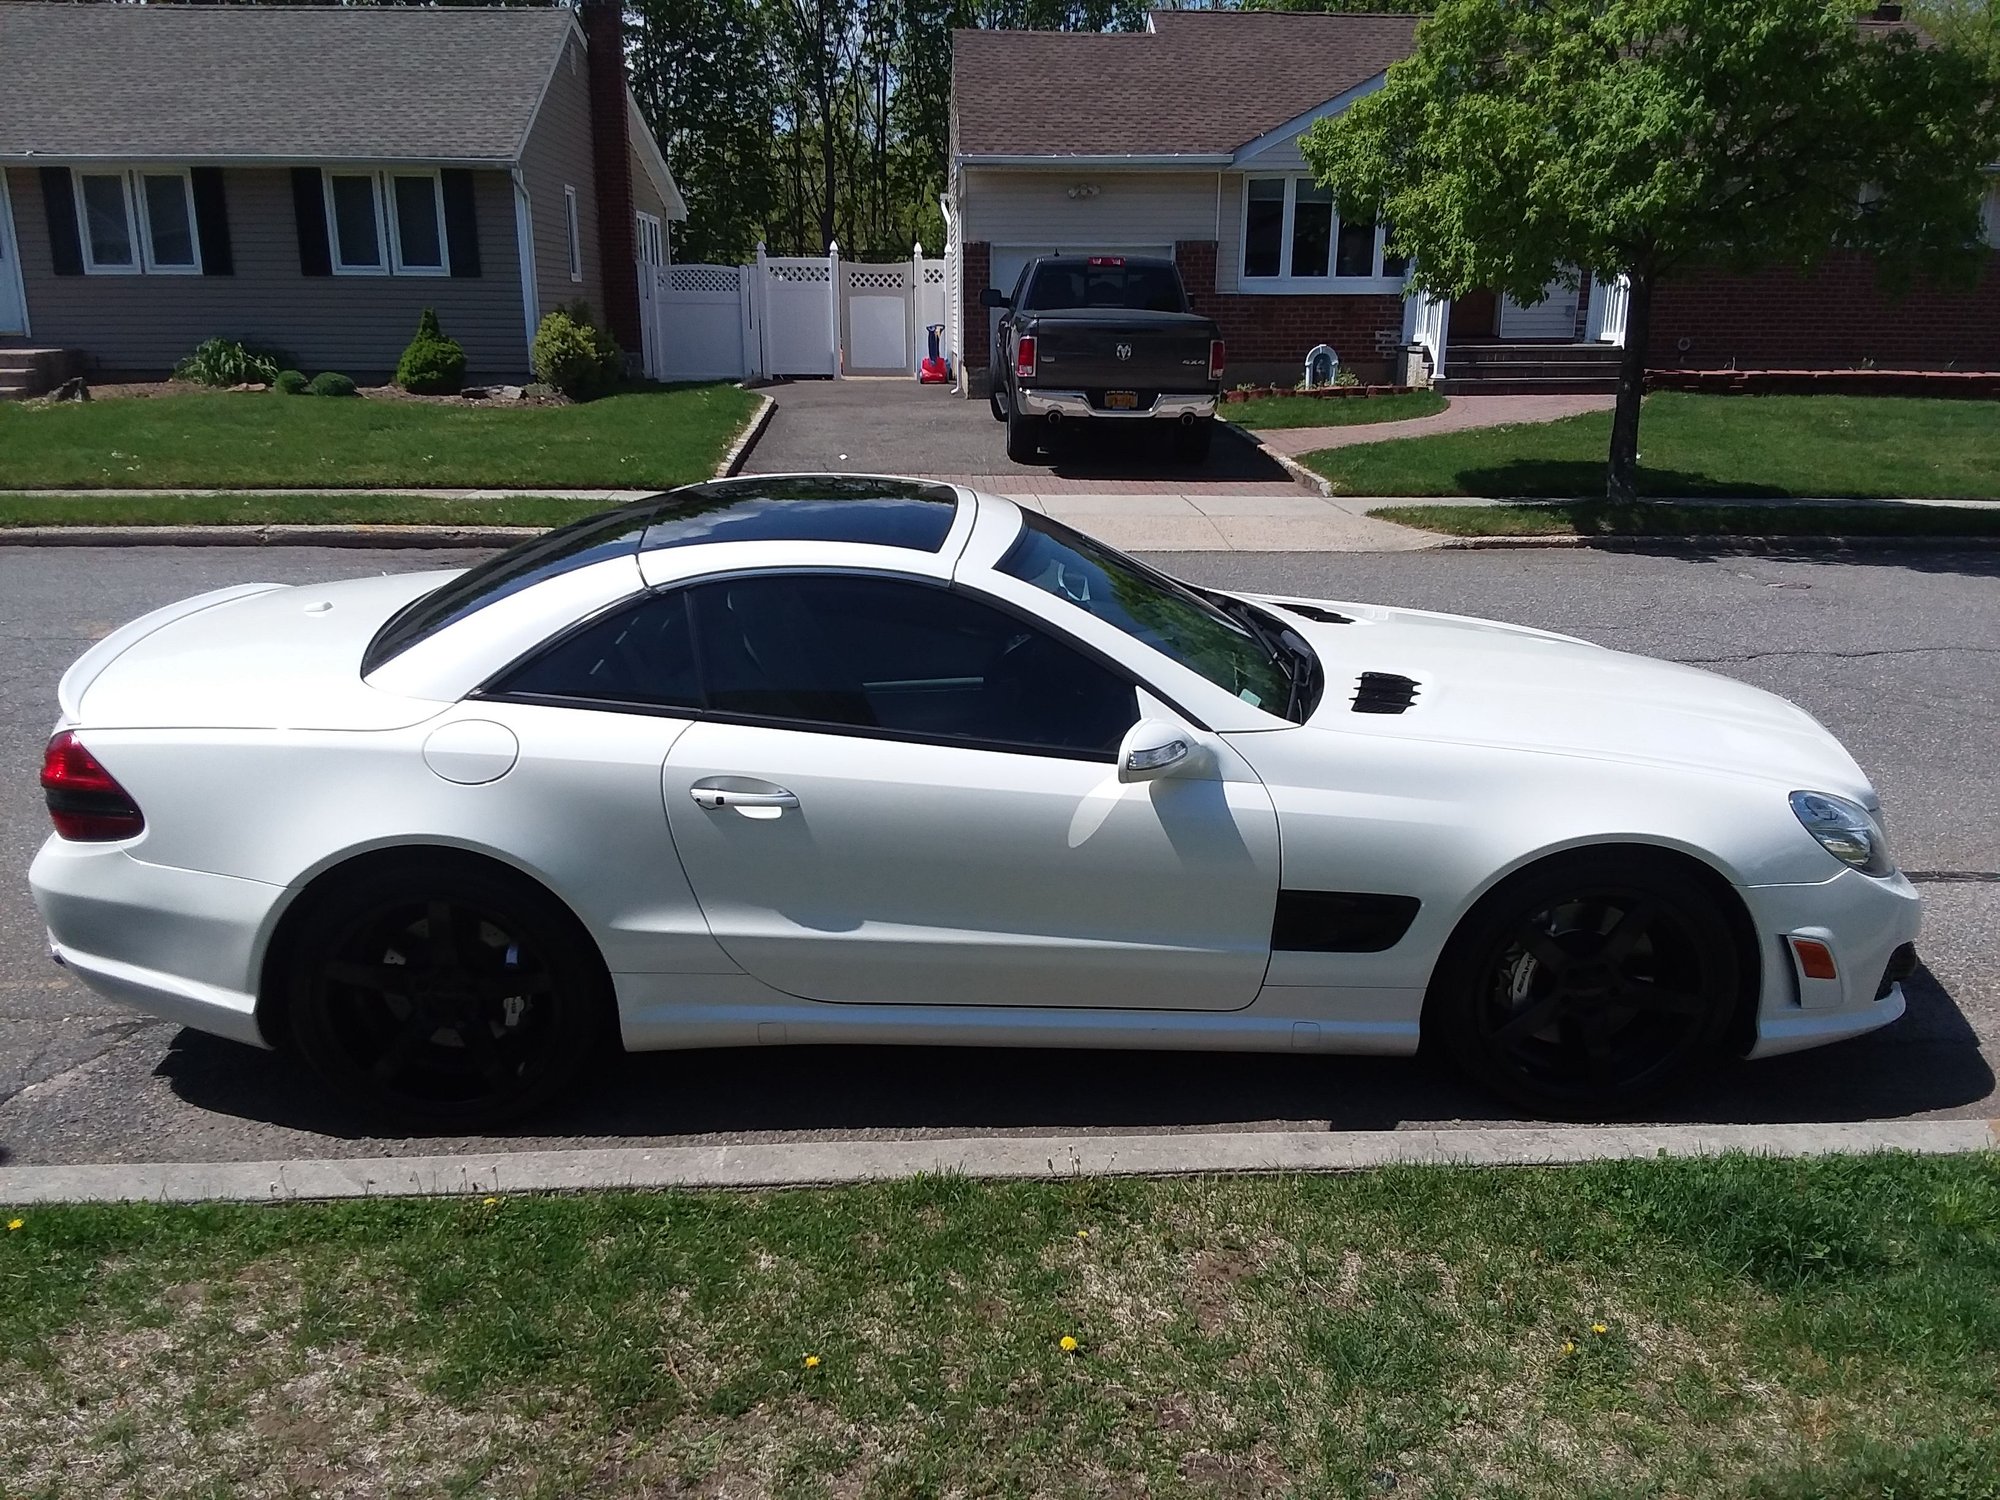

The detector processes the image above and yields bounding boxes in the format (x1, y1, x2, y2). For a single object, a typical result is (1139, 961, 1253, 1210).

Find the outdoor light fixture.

(1066, 183, 1100, 200)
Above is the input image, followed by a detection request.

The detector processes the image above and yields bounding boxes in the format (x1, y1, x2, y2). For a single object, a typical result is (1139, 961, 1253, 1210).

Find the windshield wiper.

(1208, 592, 1316, 720)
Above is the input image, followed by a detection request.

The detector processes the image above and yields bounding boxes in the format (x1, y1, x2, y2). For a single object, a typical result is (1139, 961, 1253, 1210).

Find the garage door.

(985, 243, 1175, 374)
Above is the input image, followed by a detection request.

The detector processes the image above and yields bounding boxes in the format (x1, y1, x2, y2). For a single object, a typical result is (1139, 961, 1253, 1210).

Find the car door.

(660, 570, 1280, 1010)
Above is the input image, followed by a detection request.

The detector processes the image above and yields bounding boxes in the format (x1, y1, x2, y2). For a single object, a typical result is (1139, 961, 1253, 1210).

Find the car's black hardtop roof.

(636, 476, 960, 554)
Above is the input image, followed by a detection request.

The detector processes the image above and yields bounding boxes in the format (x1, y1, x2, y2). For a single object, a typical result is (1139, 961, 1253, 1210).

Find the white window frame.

(564, 185, 583, 282)
(385, 169, 450, 278)
(73, 168, 203, 277)
(635, 209, 665, 268)
(323, 168, 451, 278)
(1238, 175, 1407, 294)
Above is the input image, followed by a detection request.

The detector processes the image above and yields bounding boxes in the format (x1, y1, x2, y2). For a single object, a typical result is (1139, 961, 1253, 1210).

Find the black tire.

(1005, 401, 1041, 464)
(1173, 416, 1215, 465)
(1428, 852, 1742, 1118)
(989, 378, 1007, 422)
(286, 857, 612, 1129)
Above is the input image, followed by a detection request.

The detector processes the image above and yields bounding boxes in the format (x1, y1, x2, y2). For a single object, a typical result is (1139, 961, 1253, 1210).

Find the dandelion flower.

(1592, 1322, 1609, 1336)
(5, 1218, 21, 1232)
(482, 1196, 499, 1207)
(1059, 1335, 1079, 1353)
(803, 1354, 821, 1369)
(1076, 1230, 1089, 1240)
(1559, 1340, 1576, 1356)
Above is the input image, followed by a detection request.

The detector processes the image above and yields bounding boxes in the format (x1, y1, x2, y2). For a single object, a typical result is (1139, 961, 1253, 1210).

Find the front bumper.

(1016, 388, 1218, 421)
(1743, 866, 1923, 1058)
(30, 835, 283, 1048)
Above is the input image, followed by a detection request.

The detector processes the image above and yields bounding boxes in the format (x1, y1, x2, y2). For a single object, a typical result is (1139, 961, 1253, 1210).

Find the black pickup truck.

(982, 255, 1225, 465)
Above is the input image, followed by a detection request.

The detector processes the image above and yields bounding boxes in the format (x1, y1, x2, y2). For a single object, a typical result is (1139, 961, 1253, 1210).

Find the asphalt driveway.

(2, 543, 1995, 1166)
(741, 376, 1301, 492)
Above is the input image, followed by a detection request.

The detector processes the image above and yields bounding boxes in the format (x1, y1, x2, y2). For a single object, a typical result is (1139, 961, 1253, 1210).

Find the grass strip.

(0, 494, 608, 530)
(6, 1152, 2000, 1496)
(1372, 500, 2000, 538)
(1302, 392, 2000, 499)
(0, 382, 760, 490)
(1227, 389, 1449, 430)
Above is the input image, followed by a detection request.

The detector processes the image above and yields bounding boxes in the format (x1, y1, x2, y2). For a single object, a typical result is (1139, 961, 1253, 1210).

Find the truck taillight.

(1209, 339, 1227, 380)
(41, 731, 145, 842)
(1016, 335, 1037, 381)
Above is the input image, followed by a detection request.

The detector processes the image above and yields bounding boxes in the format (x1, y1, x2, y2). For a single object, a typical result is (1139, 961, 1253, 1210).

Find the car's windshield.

(1024, 262, 1186, 314)
(996, 511, 1305, 718)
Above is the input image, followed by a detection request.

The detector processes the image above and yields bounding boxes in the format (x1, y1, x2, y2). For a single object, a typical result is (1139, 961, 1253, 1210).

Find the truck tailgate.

(1030, 310, 1215, 390)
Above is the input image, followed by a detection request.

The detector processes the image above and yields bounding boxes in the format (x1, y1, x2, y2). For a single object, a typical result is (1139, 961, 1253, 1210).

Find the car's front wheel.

(286, 858, 611, 1128)
(1429, 853, 1743, 1118)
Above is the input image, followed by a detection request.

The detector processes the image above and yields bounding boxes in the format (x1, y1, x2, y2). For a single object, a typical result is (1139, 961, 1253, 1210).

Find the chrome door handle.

(690, 787, 798, 811)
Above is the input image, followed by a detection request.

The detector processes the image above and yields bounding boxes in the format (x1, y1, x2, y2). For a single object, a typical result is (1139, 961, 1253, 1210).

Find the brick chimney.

(581, 0, 641, 358)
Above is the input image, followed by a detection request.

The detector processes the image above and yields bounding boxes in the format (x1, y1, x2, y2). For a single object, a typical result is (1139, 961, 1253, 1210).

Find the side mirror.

(1118, 718, 1194, 783)
(979, 287, 1011, 310)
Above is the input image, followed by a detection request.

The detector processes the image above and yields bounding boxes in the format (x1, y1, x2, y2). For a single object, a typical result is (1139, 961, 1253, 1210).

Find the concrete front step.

(1435, 375, 1620, 396)
(0, 346, 88, 400)
(1449, 341, 1621, 366)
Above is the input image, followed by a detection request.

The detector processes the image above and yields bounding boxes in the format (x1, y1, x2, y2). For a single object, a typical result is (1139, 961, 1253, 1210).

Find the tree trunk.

(1606, 270, 1653, 505)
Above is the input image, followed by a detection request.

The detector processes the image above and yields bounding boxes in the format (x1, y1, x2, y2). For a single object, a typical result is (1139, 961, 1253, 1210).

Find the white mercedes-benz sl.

(32, 477, 1919, 1125)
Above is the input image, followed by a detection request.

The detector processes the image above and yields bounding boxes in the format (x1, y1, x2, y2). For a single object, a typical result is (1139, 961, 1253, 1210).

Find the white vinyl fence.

(639, 242, 946, 384)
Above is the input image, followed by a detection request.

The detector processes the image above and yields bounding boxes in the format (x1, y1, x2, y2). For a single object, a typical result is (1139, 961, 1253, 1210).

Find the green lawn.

(1374, 500, 2000, 539)
(7, 1153, 2000, 1497)
(0, 493, 605, 529)
(0, 383, 760, 490)
(1228, 389, 1449, 430)
(1301, 393, 2000, 499)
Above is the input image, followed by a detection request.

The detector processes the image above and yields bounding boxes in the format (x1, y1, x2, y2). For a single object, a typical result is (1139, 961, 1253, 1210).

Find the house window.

(325, 170, 449, 277)
(565, 186, 583, 282)
(74, 169, 201, 275)
(1239, 176, 1408, 291)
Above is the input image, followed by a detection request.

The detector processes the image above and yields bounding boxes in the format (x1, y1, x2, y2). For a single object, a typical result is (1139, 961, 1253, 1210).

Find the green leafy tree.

(1912, 0, 2000, 79)
(1301, 0, 2000, 501)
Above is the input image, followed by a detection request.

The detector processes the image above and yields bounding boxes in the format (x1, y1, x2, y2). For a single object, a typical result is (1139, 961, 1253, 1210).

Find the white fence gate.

(639, 243, 948, 384)
(647, 263, 755, 383)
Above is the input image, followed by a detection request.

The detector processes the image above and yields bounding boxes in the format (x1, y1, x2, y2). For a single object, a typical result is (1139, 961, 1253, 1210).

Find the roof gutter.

(0, 152, 518, 169)
(956, 153, 1234, 169)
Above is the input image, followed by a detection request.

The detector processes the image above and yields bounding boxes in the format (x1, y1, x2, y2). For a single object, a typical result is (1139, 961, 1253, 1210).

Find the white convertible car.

(32, 477, 1919, 1125)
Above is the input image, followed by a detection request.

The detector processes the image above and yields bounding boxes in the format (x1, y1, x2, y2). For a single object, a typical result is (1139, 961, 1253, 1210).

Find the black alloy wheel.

(288, 862, 609, 1128)
(1432, 855, 1740, 1117)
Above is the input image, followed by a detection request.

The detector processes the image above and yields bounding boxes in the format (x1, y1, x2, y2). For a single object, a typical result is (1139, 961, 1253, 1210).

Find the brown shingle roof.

(952, 10, 1420, 159)
(0, 3, 577, 163)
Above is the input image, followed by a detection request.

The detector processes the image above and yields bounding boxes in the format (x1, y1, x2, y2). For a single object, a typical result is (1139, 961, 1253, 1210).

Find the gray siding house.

(0, 2, 685, 386)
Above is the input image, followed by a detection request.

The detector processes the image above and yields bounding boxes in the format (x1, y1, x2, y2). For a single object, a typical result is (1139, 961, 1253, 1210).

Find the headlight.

(1789, 791, 1894, 876)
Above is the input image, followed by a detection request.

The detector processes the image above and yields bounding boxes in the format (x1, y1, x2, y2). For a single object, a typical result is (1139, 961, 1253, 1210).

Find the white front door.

(1498, 281, 1580, 340)
(659, 572, 1281, 1011)
(0, 175, 28, 335)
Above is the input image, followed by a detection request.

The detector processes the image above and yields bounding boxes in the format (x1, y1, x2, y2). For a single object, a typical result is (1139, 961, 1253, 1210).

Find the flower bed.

(1220, 383, 1419, 403)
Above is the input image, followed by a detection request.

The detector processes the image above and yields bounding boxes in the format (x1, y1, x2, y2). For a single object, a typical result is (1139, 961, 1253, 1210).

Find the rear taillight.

(1209, 339, 1227, 380)
(1016, 335, 1037, 381)
(41, 731, 144, 842)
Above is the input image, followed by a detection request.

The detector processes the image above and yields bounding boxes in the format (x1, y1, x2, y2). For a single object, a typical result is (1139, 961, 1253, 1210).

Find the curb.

(1221, 421, 1334, 497)
(1434, 533, 2000, 553)
(3, 1120, 1994, 1205)
(715, 391, 776, 479)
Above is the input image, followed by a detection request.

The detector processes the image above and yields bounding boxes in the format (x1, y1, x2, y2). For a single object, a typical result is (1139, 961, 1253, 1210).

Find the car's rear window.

(1024, 263, 1186, 314)
(361, 479, 962, 675)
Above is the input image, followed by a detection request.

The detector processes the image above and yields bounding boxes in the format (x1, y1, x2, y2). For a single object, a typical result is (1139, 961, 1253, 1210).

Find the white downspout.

(511, 167, 540, 374)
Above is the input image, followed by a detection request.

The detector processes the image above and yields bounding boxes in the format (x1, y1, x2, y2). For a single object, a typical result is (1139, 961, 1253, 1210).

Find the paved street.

(1, 542, 1994, 1166)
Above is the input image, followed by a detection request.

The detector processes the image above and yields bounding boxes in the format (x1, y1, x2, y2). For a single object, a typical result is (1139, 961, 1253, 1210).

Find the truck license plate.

(1105, 391, 1139, 410)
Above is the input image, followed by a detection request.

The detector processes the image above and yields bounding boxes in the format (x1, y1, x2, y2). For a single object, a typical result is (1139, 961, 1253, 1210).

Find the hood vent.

(1351, 672, 1419, 714)
(1279, 601, 1354, 625)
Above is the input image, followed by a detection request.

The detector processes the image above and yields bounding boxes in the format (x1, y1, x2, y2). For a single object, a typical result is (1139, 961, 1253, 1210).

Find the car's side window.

(687, 574, 1140, 759)
(494, 592, 701, 710)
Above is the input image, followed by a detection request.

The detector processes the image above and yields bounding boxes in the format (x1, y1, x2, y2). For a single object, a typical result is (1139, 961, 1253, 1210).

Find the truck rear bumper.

(1017, 389, 1217, 421)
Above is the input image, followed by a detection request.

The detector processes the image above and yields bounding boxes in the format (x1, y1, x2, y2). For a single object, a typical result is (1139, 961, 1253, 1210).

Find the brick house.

(947, 8, 2000, 395)
(0, 1, 685, 392)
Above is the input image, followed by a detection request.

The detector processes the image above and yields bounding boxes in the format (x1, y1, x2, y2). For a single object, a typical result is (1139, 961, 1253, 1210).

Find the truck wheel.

(1174, 417, 1215, 465)
(988, 380, 1007, 422)
(1005, 404, 1041, 464)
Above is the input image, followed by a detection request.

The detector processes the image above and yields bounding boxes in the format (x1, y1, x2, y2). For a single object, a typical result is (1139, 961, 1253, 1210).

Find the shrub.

(175, 337, 281, 388)
(531, 303, 621, 400)
(273, 369, 309, 395)
(394, 308, 468, 395)
(307, 371, 358, 398)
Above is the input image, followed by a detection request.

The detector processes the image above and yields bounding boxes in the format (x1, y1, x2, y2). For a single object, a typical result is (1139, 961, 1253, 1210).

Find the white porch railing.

(1403, 284, 1451, 381)
(1586, 273, 1631, 346)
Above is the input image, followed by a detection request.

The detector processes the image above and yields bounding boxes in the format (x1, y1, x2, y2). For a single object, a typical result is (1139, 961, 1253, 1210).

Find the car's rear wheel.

(1005, 401, 1041, 464)
(1429, 853, 1741, 1118)
(287, 860, 610, 1128)
(989, 379, 1007, 422)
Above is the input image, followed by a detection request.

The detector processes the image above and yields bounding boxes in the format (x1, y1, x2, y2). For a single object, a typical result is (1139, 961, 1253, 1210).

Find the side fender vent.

(1351, 671, 1419, 715)
(1280, 601, 1354, 625)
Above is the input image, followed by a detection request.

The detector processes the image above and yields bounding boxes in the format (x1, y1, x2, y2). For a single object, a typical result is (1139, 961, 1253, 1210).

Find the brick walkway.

(1252, 392, 1615, 458)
